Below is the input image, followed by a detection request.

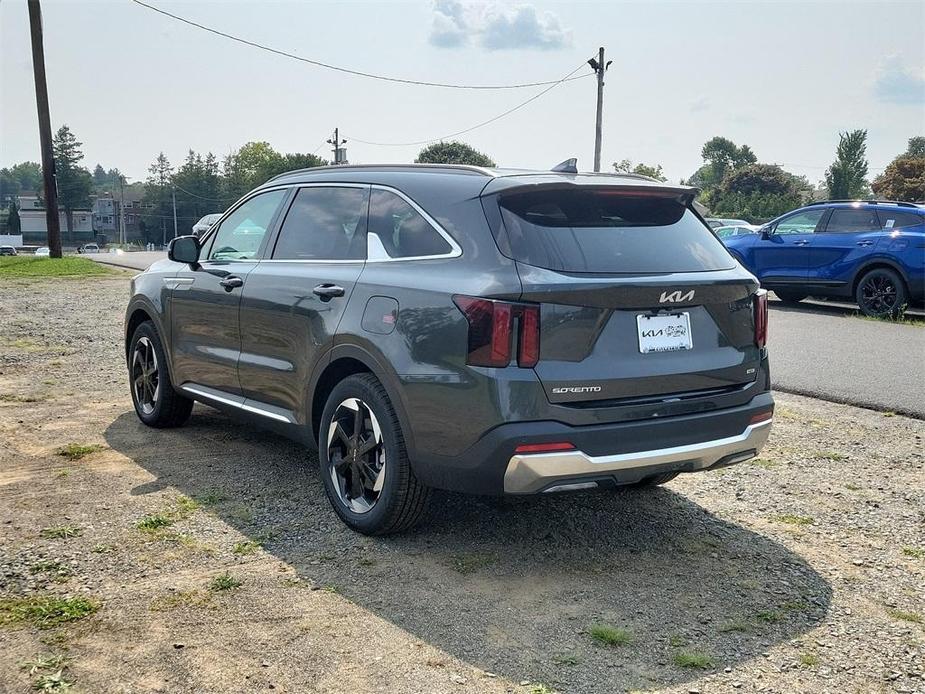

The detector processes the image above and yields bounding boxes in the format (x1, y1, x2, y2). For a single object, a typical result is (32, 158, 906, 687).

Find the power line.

(130, 0, 592, 91)
(172, 183, 235, 202)
(347, 61, 591, 147)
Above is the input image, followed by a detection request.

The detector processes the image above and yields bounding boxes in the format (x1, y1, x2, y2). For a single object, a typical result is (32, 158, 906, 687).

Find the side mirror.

(760, 226, 773, 240)
(168, 235, 200, 266)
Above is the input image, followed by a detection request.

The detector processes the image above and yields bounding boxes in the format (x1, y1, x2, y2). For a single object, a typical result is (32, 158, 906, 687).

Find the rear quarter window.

(877, 211, 924, 229)
(489, 189, 734, 273)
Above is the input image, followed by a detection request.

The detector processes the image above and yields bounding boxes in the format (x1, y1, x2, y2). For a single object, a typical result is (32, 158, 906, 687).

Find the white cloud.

(873, 54, 925, 106)
(429, 1, 571, 51)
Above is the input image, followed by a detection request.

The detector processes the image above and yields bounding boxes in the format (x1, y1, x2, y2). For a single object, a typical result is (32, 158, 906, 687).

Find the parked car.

(34, 246, 50, 257)
(192, 213, 223, 237)
(124, 163, 774, 534)
(715, 225, 758, 240)
(78, 243, 100, 254)
(706, 217, 751, 229)
(723, 200, 925, 316)
(0, 245, 17, 256)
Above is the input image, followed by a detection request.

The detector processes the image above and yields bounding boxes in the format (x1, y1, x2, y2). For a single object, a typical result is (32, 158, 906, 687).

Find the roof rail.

(806, 199, 919, 208)
(266, 163, 496, 182)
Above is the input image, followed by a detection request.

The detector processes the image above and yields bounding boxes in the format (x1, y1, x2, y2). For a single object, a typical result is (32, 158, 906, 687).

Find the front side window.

(775, 209, 825, 235)
(208, 189, 286, 261)
(367, 189, 452, 259)
(273, 186, 369, 260)
(825, 208, 879, 233)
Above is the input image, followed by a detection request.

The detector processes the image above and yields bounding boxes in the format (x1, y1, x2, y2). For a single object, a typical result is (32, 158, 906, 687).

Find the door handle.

(791, 240, 809, 246)
(219, 276, 244, 291)
(313, 284, 345, 300)
(856, 240, 873, 247)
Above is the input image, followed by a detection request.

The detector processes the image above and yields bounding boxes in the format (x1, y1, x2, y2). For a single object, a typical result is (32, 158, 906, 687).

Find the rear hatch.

(480, 178, 763, 405)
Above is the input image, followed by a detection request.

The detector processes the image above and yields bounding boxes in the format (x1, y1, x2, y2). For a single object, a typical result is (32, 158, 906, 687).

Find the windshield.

(492, 189, 735, 273)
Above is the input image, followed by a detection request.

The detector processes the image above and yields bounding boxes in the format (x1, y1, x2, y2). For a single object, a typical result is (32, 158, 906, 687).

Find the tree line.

(2, 128, 922, 237)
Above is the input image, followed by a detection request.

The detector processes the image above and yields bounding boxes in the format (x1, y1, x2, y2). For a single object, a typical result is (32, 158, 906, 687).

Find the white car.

(34, 246, 50, 257)
(192, 213, 223, 237)
(78, 243, 100, 254)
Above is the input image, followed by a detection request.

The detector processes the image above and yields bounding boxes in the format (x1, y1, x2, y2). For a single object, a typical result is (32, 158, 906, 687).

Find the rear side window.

(878, 211, 924, 229)
(491, 189, 733, 273)
(273, 186, 369, 260)
(367, 189, 452, 258)
(825, 208, 879, 233)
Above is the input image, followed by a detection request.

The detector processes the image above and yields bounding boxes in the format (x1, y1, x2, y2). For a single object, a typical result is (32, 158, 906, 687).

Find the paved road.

(88, 251, 166, 271)
(770, 299, 925, 418)
(87, 253, 924, 417)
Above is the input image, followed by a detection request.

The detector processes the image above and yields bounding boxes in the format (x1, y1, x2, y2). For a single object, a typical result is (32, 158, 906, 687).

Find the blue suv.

(723, 200, 925, 316)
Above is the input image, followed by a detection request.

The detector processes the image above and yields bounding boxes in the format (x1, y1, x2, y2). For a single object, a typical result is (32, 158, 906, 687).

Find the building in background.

(17, 194, 93, 246)
(92, 191, 149, 243)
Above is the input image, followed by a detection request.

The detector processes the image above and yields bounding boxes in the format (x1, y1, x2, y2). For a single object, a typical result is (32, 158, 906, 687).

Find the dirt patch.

(1, 276, 923, 693)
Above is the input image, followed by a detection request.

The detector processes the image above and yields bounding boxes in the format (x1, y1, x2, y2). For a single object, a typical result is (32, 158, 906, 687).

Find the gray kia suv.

(125, 163, 774, 534)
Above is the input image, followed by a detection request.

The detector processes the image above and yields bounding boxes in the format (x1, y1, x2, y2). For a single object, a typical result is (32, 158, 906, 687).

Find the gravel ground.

(0, 275, 923, 694)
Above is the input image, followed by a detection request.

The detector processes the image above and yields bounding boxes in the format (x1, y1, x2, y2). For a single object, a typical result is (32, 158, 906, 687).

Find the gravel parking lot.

(1, 274, 923, 694)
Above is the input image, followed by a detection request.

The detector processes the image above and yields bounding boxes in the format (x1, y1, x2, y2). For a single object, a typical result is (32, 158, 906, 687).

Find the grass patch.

(55, 443, 104, 461)
(0, 595, 98, 629)
(209, 573, 243, 592)
(673, 650, 714, 669)
(21, 654, 73, 676)
(39, 526, 81, 540)
(844, 483, 862, 491)
(91, 543, 113, 554)
(901, 547, 925, 559)
(194, 491, 225, 506)
(150, 590, 212, 611)
(136, 496, 201, 534)
(588, 623, 632, 646)
(0, 256, 114, 278)
(748, 457, 779, 469)
(774, 514, 815, 527)
(32, 670, 75, 691)
(799, 652, 820, 667)
(887, 608, 922, 624)
(450, 552, 496, 575)
(136, 514, 173, 532)
(668, 634, 687, 647)
(551, 653, 580, 666)
(813, 450, 847, 462)
(718, 620, 749, 633)
(232, 540, 260, 556)
(756, 610, 782, 624)
(527, 685, 556, 694)
(29, 561, 72, 581)
(0, 393, 47, 403)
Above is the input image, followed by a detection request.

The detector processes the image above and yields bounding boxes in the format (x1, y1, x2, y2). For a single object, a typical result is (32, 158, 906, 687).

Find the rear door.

(807, 206, 881, 284)
(237, 184, 370, 418)
(750, 208, 826, 283)
(483, 186, 761, 404)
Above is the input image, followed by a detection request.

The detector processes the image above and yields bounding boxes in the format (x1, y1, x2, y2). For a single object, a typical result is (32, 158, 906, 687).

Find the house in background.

(92, 191, 148, 242)
(17, 194, 93, 246)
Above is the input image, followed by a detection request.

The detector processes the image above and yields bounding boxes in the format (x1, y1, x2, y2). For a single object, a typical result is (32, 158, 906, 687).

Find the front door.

(170, 188, 289, 395)
(237, 185, 370, 419)
(751, 208, 827, 284)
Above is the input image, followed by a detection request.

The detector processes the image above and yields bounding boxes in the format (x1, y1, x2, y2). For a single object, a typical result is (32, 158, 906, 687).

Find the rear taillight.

(753, 289, 768, 348)
(453, 295, 540, 368)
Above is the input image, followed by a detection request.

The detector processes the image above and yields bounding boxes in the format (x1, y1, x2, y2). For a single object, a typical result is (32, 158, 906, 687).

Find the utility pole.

(28, 0, 62, 257)
(171, 186, 178, 240)
(588, 47, 611, 173)
(118, 175, 127, 247)
(327, 128, 347, 165)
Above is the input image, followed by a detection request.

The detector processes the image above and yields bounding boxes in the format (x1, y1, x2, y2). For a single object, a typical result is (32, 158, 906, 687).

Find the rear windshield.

(491, 189, 734, 273)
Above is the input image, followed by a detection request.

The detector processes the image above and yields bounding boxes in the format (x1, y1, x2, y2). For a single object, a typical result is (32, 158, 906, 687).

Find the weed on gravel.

(774, 514, 815, 527)
(55, 443, 104, 461)
(31, 670, 75, 691)
(209, 573, 243, 592)
(887, 608, 922, 624)
(588, 624, 632, 646)
(136, 495, 200, 534)
(901, 547, 924, 559)
(673, 650, 714, 669)
(39, 526, 81, 540)
(150, 590, 213, 612)
(0, 595, 99, 629)
(232, 540, 260, 555)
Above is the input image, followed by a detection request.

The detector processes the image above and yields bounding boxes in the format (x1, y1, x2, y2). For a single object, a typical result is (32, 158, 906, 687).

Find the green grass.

(756, 610, 782, 624)
(551, 653, 580, 666)
(32, 670, 74, 691)
(0, 256, 115, 278)
(39, 526, 81, 540)
(136, 514, 173, 532)
(718, 620, 749, 633)
(0, 595, 99, 629)
(813, 450, 847, 461)
(588, 623, 632, 646)
(673, 650, 714, 669)
(748, 457, 780, 469)
(20, 654, 73, 676)
(450, 552, 497, 575)
(55, 443, 104, 461)
(902, 547, 925, 559)
(29, 561, 72, 580)
(232, 540, 260, 556)
(209, 573, 243, 592)
(774, 514, 815, 527)
(887, 608, 922, 624)
(136, 496, 201, 533)
(799, 652, 820, 667)
(527, 685, 556, 694)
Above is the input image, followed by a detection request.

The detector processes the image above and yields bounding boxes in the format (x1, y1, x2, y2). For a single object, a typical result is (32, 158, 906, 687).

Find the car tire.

(855, 268, 907, 318)
(773, 290, 807, 304)
(629, 471, 680, 487)
(319, 373, 431, 535)
(128, 321, 193, 428)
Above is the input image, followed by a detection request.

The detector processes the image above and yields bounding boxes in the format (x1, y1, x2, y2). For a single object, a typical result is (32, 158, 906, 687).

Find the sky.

(1, 0, 923, 185)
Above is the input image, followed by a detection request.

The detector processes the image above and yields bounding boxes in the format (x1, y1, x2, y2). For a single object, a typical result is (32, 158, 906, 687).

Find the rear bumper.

(504, 417, 771, 493)
(411, 390, 774, 495)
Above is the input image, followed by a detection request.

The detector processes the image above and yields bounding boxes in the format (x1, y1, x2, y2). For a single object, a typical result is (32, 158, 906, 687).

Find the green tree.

(871, 158, 925, 202)
(825, 129, 869, 199)
(141, 152, 174, 245)
(1, 161, 43, 202)
(52, 125, 93, 241)
(613, 159, 667, 181)
(686, 137, 757, 191)
(221, 142, 284, 200)
(5, 201, 21, 235)
(415, 141, 496, 167)
(905, 136, 925, 158)
(172, 150, 226, 233)
(708, 164, 808, 222)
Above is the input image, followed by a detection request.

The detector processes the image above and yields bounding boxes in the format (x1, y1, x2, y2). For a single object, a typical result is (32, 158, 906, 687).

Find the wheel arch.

(308, 343, 415, 457)
(851, 258, 909, 296)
